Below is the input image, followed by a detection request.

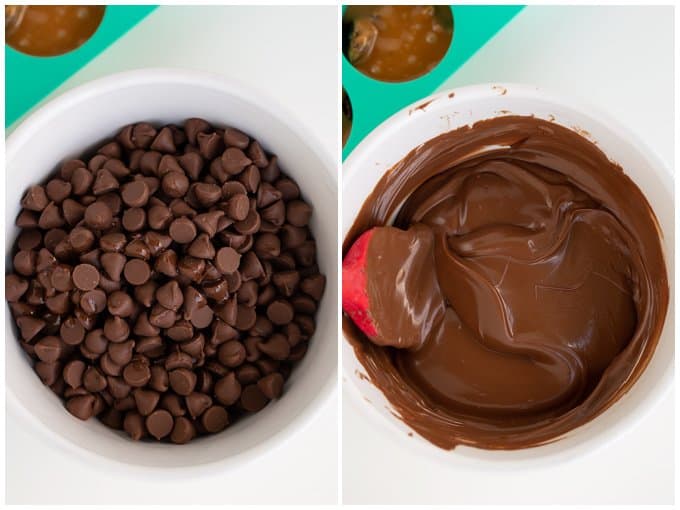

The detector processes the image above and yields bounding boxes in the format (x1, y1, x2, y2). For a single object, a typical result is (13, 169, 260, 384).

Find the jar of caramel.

(6, 5, 105, 57)
(343, 5, 453, 82)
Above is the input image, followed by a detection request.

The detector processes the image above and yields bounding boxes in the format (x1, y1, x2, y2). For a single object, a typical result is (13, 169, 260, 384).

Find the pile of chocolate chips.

(6, 119, 325, 444)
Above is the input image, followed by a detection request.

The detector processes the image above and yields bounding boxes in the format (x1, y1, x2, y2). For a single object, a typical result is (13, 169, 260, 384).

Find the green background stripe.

(5, 5, 157, 128)
(342, 5, 524, 159)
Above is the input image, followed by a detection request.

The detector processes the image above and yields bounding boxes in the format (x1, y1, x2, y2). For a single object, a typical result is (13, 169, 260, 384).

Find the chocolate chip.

(122, 207, 146, 232)
(133, 388, 160, 416)
(190, 306, 214, 329)
(123, 411, 146, 440)
(214, 372, 241, 406)
(247, 141, 268, 168)
(235, 305, 257, 331)
(101, 252, 126, 281)
(92, 168, 119, 196)
(108, 339, 134, 366)
(258, 372, 284, 399)
(151, 127, 176, 154)
(183, 118, 210, 144)
(167, 320, 194, 341)
(237, 281, 258, 307)
(83, 366, 107, 392)
(193, 182, 222, 207)
(240, 251, 264, 281)
(149, 304, 177, 329)
(121, 180, 150, 208)
(201, 405, 229, 433)
(63, 360, 86, 388)
(144, 231, 172, 256)
(84, 328, 108, 355)
(72, 263, 100, 291)
(46, 179, 72, 203)
(272, 271, 300, 297)
(165, 351, 193, 371)
(161, 171, 189, 198)
(221, 147, 251, 176)
(217, 340, 246, 368)
(257, 182, 282, 208)
(104, 316, 130, 343)
(80, 289, 107, 314)
(223, 194, 248, 223)
(197, 132, 224, 160)
(160, 393, 186, 417)
(240, 384, 269, 412)
(193, 211, 224, 238)
(286, 200, 313, 227)
(155, 249, 178, 277)
(259, 333, 291, 360)
(13, 250, 36, 276)
(84, 201, 112, 229)
(156, 281, 184, 311)
(123, 259, 151, 285)
(239, 164, 261, 194)
(125, 239, 151, 260)
(38, 202, 65, 229)
(261, 200, 286, 227)
(275, 177, 301, 201)
(168, 368, 197, 396)
(123, 359, 151, 387)
(177, 152, 203, 181)
(60, 317, 84, 345)
(224, 127, 249, 149)
(66, 394, 96, 420)
(146, 409, 174, 439)
(188, 233, 215, 259)
(169, 217, 197, 244)
(267, 299, 295, 325)
(6, 274, 29, 302)
(182, 392, 210, 420)
(254, 233, 281, 260)
(21, 185, 49, 211)
(210, 317, 238, 342)
(147, 365, 169, 393)
(34, 336, 64, 363)
(170, 199, 196, 218)
(170, 416, 196, 444)
(71, 167, 94, 195)
(131, 123, 156, 149)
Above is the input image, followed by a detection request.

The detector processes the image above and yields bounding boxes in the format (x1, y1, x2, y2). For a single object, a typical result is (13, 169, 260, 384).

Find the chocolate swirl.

(343, 116, 668, 450)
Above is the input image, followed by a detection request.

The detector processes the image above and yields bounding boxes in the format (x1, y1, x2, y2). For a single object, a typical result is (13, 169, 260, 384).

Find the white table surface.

(342, 6, 675, 505)
(6, 6, 339, 505)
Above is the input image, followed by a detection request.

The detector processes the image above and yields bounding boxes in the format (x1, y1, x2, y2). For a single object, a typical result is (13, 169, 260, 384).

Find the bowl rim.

(342, 82, 674, 469)
(5, 67, 338, 477)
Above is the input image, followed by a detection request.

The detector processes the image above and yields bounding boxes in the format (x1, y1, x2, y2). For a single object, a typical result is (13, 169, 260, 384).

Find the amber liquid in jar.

(6, 5, 105, 57)
(344, 5, 453, 82)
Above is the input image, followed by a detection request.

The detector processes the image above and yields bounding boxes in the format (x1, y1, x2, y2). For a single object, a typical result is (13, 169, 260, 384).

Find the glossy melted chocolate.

(343, 116, 668, 450)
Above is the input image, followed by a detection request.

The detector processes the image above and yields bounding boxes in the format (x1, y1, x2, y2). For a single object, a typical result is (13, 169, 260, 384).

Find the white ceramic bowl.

(6, 68, 338, 474)
(342, 83, 674, 467)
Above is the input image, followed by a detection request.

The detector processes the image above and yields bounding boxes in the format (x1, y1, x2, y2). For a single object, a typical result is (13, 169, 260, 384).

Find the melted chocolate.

(343, 116, 668, 450)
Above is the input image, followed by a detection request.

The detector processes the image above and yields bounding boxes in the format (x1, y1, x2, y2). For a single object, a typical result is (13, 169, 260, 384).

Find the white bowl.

(5, 68, 338, 474)
(342, 83, 674, 467)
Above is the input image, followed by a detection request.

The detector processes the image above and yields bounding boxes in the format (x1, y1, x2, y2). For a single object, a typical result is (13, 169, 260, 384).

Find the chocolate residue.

(343, 116, 668, 450)
(415, 99, 434, 111)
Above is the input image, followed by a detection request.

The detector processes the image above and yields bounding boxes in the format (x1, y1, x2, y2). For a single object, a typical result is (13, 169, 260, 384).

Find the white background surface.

(343, 6, 675, 505)
(6, 6, 339, 505)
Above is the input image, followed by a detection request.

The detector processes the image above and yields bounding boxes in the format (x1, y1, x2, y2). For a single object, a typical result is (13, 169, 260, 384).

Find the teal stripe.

(5, 5, 157, 127)
(342, 5, 524, 158)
